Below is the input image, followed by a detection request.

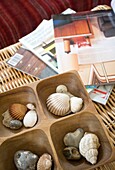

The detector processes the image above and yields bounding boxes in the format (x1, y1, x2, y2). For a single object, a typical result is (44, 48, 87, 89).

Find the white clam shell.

(23, 110, 38, 127)
(79, 133, 100, 164)
(46, 93, 70, 116)
(70, 96, 83, 112)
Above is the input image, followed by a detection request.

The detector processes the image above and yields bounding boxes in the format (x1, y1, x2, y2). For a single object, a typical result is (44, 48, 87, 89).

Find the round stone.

(14, 150, 39, 170)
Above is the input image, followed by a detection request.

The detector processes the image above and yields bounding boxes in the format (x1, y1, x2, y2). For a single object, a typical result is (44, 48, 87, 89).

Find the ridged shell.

(70, 97, 83, 112)
(79, 133, 100, 164)
(37, 153, 52, 170)
(9, 103, 27, 120)
(46, 93, 70, 116)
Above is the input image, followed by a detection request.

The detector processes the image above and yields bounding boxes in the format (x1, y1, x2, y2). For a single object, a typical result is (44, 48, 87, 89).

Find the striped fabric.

(0, 0, 111, 49)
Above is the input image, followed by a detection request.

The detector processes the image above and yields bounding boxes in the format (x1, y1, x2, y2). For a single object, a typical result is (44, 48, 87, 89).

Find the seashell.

(70, 96, 83, 112)
(64, 128, 84, 148)
(56, 84, 73, 98)
(46, 93, 70, 116)
(37, 153, 52, 170)
(79, 132, 100, 164)
(56, 85, 68, 93)
(26, 103, 35, 110)
(2, 110, 13, 128)
(9, 103, 27, 120)
(63, 146, 81, 160)
(9, 119, 23, 130)
(23, 110, 38, 127)
(14, 150, 38, 170)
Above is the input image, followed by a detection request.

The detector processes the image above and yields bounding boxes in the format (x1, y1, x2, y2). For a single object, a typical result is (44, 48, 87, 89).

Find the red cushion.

(0, 0, 111, 49)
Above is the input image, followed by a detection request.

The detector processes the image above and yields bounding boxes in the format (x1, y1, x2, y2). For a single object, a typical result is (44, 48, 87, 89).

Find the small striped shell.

(9, 103, 27, 120)
(37, 153, 52, 170)
(46, 93, 70, 116)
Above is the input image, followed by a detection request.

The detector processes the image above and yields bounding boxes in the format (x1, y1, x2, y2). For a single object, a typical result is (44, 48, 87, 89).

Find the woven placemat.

(0, 42, 115, 169)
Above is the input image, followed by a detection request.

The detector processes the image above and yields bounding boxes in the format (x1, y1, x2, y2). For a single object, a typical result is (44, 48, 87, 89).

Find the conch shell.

(79, 133, 100, 164)
(70, 96, 83, 112)
(46, 93, 70, 116)
(37, 153, 52, 170)
(9, 103, 27, 120)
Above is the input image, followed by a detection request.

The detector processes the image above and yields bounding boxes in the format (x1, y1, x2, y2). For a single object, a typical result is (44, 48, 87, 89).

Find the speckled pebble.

(9, 119, 23, 130)
(14, 150, 39, 170)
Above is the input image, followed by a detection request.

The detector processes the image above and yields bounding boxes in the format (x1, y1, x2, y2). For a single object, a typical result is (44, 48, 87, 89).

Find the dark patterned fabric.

(0, 0, 111, 49)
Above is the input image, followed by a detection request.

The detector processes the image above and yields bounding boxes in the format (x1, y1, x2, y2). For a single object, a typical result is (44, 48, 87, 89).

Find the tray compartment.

(0, 86, 40, 137)
(0, 129, 56, 170)
(36, 71, 90, 119)
(50, 112, 113, 170)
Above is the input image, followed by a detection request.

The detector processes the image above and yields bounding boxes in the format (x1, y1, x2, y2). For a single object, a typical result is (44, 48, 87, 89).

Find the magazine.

(52, 10, 115, 86)
(19, 8, 76, 74)
(7, 47, 57, 79)
(86, 84, 114, 105)
(7, 8, 114, 104)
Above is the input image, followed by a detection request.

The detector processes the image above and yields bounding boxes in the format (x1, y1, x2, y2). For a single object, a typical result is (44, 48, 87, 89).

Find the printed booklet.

(52, 10, 115, 86)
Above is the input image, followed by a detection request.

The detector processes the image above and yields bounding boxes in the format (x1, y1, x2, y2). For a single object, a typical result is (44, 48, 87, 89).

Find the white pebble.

(23, 110, 38, 127)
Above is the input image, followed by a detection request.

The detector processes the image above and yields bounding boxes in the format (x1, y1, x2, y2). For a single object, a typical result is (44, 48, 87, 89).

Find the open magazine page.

(7, 47, 57, 79)
(86, 84, 114, 105)
(53, 10, 115, 86)
(111, 0, 115, 13)
(19, 19, 58, 72)
(19, 8, 76, 73)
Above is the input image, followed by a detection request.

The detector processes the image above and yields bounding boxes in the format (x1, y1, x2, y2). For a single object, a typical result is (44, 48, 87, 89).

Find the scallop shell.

(37, 153, 52, 170)
(46, 93, 70, 116)
(79, 133, 100, 164)
(70, 96, 83, 112)
(9, 103, 27, 120)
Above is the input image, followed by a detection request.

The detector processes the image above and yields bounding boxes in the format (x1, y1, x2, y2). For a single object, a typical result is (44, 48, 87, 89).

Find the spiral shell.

(37, 153, 52, 170)
(70, 97, 83, 112)
(9, 103, 27, 120)
(79, 133, 100, 164)
(46, 93, 70, 116)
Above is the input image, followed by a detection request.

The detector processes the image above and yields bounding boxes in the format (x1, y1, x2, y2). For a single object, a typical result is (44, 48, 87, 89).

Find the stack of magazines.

(7, 8, 115, 105)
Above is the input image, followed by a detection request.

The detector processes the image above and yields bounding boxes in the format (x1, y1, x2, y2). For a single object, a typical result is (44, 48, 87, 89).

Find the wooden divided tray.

(0, 71, 114, 170)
